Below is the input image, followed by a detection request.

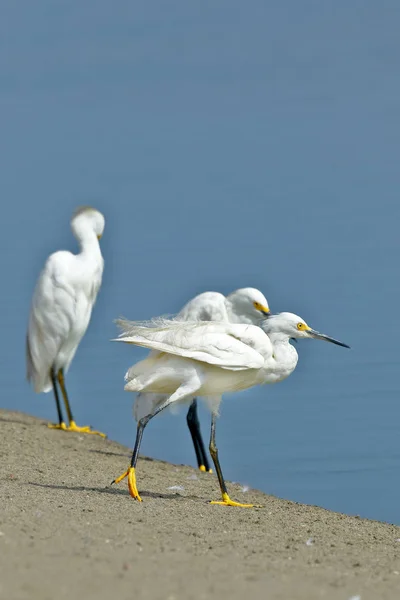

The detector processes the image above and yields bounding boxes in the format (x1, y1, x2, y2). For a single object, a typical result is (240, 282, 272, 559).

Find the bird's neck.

(224, 299, 235, 320)
(225, 299, 252, 324)
(268, 334, 298, 371)
(257, 334, 298, 385)
(77, 230, 103, 263)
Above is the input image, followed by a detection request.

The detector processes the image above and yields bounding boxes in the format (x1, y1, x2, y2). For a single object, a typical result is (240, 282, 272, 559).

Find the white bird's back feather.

(130, 292, 228, 421)
(115, 318, 268, 370)
(128, 286, 270, 420)
(27, 252, 78, 392)
(177, 292, 228, 322)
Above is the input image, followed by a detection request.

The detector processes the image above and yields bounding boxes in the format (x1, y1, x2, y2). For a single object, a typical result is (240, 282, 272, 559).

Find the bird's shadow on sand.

(86, 448, 130, 459)
(26, 481, 201, 501)
(0, 416, 32, 426)
(85, 449, 170, 466)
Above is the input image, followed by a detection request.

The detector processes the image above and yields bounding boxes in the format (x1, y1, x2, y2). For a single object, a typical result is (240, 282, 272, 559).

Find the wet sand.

(0, 409, 399, 599)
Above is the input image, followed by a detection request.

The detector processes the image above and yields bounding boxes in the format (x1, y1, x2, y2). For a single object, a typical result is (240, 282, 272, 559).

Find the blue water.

(1, 1, 400, 523)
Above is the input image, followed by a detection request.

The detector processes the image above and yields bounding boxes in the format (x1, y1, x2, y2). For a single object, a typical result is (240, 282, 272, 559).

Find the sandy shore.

(0, 409, 399, 600)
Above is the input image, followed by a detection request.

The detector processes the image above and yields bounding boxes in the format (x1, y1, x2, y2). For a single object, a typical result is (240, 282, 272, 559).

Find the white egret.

(112, 312, 349, 507)
(26, 206, 106, 436)
(135, 288, 270, 472)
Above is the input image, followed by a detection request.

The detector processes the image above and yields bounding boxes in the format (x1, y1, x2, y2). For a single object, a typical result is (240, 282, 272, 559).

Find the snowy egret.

(111, 313, 349, 506)
(26, 207, 106, 436)
(135, 288, 270, 472)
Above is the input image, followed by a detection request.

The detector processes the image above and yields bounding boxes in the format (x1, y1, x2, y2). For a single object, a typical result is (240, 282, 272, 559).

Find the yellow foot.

(199, 465, 213, 473)
(48, 421, 106, 438)
(111, 467, 142, 501)
(210, 492, 261, 508)
(48, 421, 68, 431)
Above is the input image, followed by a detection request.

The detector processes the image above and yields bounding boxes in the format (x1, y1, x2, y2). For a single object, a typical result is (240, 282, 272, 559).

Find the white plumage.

(112, 312, 349, 505)
(26, 206, 106, 435)
(134, 287, 270, 420)
(176, 288, 269, 324)
(122, 319, 267, 372)
(132, 287, 270, 471)
(117, 314, 300, 399)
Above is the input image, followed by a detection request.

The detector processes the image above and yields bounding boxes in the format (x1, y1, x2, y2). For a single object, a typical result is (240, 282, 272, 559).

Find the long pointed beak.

(307, 328, 350, 349)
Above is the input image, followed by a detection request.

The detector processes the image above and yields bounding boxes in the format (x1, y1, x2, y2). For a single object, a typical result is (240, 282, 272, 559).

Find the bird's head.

(71, 206, 105, 241)
(227, 287, 270, 323)
(262, 312, 350, 348)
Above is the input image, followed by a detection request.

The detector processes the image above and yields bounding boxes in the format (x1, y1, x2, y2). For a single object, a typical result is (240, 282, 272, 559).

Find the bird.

(111, 312, 349, 506)
(134, 287, 270, 473)
(26, 206, 106, 437)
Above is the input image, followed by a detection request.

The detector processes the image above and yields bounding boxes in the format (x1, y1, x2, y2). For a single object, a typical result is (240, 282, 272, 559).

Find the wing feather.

(132, 292, 229, 418)
(26, 252, 77, 392)
(114, 319, 266, 370)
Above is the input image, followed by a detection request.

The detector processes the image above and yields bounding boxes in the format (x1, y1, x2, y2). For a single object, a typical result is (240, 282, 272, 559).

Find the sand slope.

(0, 410, 399, 600)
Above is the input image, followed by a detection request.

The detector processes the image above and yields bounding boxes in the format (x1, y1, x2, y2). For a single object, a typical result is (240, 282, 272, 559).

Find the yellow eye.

(297, 322, 306, 330)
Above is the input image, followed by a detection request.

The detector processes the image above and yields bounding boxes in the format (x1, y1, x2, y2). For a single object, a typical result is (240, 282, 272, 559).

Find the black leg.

(111, 396, 176, 500)
(209, 413, 228, 496)
(129, 395, 173, 468)
(112, 382, 203, 501)
(208, 413, 256, 507)
(55, 368, 105, 437)
(187, 399, 212, 472)
(50, 367, 64, 426)
(130, 415, 150, 469)
(57, 369, 74, 424)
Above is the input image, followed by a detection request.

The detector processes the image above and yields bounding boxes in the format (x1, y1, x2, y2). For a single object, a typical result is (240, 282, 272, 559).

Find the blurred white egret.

(135, 288, 270, 472)
(112, 312, 349, 506)
(26, 207, 106, 436)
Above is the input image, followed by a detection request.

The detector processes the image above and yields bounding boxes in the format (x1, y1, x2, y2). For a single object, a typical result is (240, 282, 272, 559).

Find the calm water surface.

(1, 2, 400, 523)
